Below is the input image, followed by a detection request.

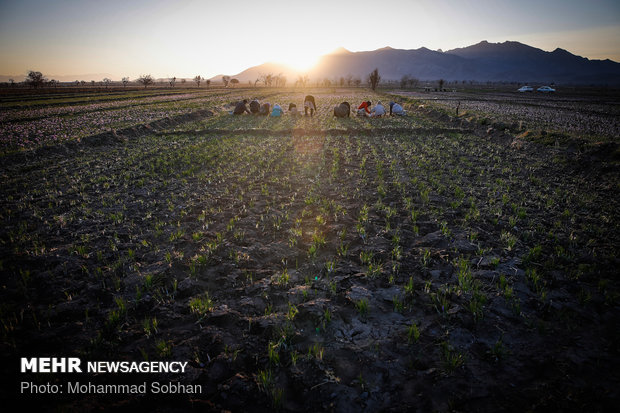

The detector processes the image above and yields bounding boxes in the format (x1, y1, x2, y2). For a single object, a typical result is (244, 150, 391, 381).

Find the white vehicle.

(537, 86, 556, 93)
(517, 85, 533, 92)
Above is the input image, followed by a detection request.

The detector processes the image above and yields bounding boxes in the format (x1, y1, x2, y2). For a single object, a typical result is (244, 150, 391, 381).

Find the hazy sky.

(1, 0, 619, 80)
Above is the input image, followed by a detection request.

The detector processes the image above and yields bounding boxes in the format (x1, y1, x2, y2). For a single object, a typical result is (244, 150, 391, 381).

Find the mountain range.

(223, 40, 620, 86)
(2, 41, 618, 85)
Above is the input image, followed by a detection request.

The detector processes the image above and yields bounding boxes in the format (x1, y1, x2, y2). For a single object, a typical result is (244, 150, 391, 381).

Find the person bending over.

(304, 95, 316, 117)
(259, 102, 271, 116)
(334, 102, 350, 118)
(389, 101, 406, 116)
(271, 103, 284, 117)
(357, 100, 371, 116)
(371, 101, 386, 117)
(249, 99, 260, 114)
(288, 103, 300, 116)
(233, 99, 251, 115)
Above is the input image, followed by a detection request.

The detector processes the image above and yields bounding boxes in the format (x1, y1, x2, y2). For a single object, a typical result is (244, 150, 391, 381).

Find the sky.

(0, 0, 619, 80)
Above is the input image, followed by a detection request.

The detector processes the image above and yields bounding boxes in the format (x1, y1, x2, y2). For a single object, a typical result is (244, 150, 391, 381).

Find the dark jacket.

(233, 101, 250, 115)
(334, 102, 350, 118)
(249, 100, 260, 114)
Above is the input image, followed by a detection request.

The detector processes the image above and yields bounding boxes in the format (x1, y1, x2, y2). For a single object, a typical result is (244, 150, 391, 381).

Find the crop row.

(2, 122, 618, 409)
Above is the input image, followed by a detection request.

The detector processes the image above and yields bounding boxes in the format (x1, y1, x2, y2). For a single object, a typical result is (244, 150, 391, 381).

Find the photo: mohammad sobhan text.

(20, 381, 203, 395)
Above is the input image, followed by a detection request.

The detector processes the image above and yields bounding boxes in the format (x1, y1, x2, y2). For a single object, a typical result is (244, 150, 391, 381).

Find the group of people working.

(233, 95, 406, 118)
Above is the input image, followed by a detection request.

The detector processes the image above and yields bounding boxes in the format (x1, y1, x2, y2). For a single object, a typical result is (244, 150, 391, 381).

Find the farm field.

(398, 88, 620, 144)
(1, 87, 619, 411)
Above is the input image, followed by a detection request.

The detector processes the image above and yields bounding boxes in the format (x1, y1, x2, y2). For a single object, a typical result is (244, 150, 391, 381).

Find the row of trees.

(19, 68, 452, 91)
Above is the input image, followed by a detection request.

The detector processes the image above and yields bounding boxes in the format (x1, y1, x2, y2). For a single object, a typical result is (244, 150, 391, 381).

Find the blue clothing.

(271, 104, 284, 117)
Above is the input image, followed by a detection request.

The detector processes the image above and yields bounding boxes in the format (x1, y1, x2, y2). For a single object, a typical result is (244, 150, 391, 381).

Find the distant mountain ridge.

(223, 40, 620, 85)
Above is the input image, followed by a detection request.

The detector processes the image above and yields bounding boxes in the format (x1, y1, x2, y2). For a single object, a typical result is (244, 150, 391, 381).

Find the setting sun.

(275, 50, 321, 72)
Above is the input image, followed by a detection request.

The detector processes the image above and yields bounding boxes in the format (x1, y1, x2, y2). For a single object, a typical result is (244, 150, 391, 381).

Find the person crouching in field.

(304, 95, 316, 117)
(370, 101, 386, 117)
(334, 102, 350, 118)
(259, 102, 271, 116)
(249, 99, 260, 115)
(357, 101, 371, 117)
(271, 104, 284, 117)
(389, 101, 406, 116)
(288, 103, 300, 116)
(233, 99, 251, 115)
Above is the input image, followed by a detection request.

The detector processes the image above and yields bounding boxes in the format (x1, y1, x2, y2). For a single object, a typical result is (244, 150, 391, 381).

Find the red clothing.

(358, 101, 370, 113)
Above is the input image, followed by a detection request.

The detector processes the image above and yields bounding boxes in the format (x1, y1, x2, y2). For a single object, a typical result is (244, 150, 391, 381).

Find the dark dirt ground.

(1, 89, 619, 412)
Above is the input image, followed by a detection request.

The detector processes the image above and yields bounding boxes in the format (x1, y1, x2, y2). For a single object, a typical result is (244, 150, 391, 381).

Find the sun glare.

(272, 45, 328, 72)
(276, 52, 320, 72)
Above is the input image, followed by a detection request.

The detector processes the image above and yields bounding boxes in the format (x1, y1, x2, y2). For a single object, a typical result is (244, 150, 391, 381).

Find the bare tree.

(273, 72, 286, 87)
(122, 77, 129, 88)
(90, 80, 95, 87)
(438, 79, 445, 91)
(194, 75, 202, 87)
(206, 79, 211, 88)
(295, 75, 309, 88)
(367, 68, 381, 91)
(103, 78, 112, 89)
(400, 75, 410, 89)
(137, 74, 154, 89)
(169, 76, 176, 87)
(222, 76, 230, 87)
(26, 70, 46, 88)
(230, 78, 239, 87)
(181, 78, 186, 85)
(9, 78, 15, 87)
(408, 77, 419, 88)
(346, 74, 353, 86)
(353, 77, 361, 87)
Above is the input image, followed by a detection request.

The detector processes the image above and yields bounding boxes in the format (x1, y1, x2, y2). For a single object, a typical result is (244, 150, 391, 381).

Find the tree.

(137, 74, 154, 89)
(229, 78, 239, 87)
(277, 75, 286, 87)
(194, 75, 202, 87)
(222, 76, 230, 87)
(368, 68, 380, 91)
(438, 78, 445, 91)
(26, 71, 46, 88)
(259, 73, 273, 87)
(181, 78, 186, 85)
(353, 77, 361, 87)
(122, 77, 129, 88)
(169, 77, 176, 87)
(103, 78, 112, 88)
(400, 75, 410, 89)
(295, 75, 309, 88)
(206, 79, 211, 88)
(9, 78, 15, 87)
